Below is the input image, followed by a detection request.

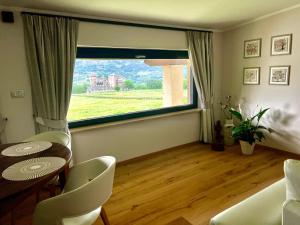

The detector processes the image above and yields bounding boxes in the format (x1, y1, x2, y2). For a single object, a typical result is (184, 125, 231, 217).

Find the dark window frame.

(68, 47, 198, 129)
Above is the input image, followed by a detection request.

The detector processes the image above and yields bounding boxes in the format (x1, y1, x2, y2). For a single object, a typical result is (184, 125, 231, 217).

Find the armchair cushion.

(210, 179, 285, 225)
(284, 159, 300, 200)
(282, 199, 300, 225)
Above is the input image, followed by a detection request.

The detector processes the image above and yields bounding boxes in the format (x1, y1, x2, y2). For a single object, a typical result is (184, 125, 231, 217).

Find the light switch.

(10, 89, 25, 98)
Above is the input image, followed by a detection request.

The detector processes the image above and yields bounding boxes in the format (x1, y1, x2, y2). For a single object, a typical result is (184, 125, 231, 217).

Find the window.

(68, 47, 198, 128)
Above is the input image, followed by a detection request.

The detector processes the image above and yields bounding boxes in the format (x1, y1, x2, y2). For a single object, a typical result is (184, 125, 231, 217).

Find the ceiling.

(1, 0, 300, 30)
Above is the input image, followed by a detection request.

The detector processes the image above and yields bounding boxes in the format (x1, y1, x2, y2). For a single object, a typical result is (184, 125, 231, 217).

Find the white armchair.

(24, 131, 71, 149)
(282, 199, 300, 225)
(24, 131, 72, 196)
(211, 159, 300, 225)
(33, 156, 116, 225)
(210, 179, 285, 225)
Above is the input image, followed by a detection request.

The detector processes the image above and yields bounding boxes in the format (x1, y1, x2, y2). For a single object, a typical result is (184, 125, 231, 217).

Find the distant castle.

(88, 74, 125, 93)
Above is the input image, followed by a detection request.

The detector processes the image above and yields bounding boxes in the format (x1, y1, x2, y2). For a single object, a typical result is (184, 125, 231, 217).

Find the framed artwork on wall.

(243, 67, 260, 85)
(271, 34, 292, 56)
(269, 66, 290, 85)
(244, 39, 261, 58)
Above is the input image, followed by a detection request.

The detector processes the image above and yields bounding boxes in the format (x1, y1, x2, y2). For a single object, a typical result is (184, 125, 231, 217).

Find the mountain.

(73, 59, 187, 84)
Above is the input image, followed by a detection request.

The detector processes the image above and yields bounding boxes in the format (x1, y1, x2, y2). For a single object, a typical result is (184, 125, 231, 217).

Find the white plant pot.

(239, 140, 255, 155)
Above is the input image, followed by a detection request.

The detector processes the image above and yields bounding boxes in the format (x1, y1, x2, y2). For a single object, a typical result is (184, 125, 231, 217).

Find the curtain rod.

(21, 11, 213, 33)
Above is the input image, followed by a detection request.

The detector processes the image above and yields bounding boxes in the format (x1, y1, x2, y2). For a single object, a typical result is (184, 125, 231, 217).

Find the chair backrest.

(24, 131, 70, 147)
(33, 156, 116, 225)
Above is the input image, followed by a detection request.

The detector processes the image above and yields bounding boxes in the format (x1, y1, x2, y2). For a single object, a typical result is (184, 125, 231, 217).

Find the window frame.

(68, 47, 198, 129)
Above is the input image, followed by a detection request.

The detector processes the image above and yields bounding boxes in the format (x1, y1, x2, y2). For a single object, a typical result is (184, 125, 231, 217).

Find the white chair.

(24, 131, 71, 149)
(33, 156, 116, 225)
(24, 131, 72, 196)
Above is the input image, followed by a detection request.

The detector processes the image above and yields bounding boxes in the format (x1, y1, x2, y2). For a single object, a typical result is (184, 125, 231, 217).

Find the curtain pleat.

(22, 14, 79, 133)
(187, 31, 215, 143)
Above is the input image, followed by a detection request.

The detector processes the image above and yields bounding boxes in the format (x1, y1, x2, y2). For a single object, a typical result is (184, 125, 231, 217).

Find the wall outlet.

(10, 89, 25, 98)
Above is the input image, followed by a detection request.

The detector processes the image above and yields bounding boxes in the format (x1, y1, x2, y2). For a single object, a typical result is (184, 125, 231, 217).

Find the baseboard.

(117, 142, 300, 167)
(117, 141, 201, 166)
(256, 143, 300, 159)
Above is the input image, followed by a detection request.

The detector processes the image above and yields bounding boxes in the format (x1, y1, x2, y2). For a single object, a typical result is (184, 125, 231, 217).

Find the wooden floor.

(2, 143, 299, 225)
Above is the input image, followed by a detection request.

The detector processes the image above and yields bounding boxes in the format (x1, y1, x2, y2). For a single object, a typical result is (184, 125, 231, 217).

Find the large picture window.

(68, 47, 197, 128)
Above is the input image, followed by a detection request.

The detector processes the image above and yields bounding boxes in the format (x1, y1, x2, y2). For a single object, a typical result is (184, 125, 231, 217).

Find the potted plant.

(229, 107, 269, 155)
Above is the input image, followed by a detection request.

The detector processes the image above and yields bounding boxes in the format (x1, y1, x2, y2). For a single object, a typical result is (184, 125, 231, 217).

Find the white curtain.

(22, 14, 79, 134)
(187, 31, 215, 143)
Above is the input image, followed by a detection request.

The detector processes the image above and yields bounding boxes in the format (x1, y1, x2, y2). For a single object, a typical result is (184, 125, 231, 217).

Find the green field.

(67, 89, 188, 121)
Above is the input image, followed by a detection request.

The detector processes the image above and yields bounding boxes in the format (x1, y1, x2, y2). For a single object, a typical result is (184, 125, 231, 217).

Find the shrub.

(146, 79, 162, 89)
(72, 83, 88, 94)
(124, 80, 135, 89)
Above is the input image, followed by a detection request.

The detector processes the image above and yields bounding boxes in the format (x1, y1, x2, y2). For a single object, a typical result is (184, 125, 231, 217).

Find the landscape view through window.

(67, 59, 191, 122)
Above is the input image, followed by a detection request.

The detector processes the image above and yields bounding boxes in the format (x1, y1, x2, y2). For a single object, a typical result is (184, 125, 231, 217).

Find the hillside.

(73, 59, 188, 84)
(74, 59, 163, 84)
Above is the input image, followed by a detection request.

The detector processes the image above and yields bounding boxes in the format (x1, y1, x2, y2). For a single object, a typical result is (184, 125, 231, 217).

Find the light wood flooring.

(2, 143, 299, 225)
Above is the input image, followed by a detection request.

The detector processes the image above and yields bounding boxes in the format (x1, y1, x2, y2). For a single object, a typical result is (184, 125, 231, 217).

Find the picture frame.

(269, 66, 290, 85)
(271, 34, 292, 56)
(243, 67, 260, 85)
(244, 39, 261, 58)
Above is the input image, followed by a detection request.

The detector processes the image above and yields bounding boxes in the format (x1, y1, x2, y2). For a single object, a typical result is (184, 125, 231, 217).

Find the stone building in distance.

(88, 74, 125, 92)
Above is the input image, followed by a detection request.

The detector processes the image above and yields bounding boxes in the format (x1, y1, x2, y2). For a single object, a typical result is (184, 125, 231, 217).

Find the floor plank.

(1, 143, 299, 225)
(165, 217, 192, 225)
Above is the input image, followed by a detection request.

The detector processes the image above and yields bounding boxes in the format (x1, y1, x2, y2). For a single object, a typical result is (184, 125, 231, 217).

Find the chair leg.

(100, 207, 110, 225)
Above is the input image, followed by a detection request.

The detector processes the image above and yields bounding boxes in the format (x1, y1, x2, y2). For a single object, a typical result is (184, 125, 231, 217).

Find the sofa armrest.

(282, 199, 300, 225)
(210, 179, 285, 225)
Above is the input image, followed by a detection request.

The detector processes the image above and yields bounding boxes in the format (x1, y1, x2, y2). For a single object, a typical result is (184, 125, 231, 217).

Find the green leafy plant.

(229, 108, 270, 145)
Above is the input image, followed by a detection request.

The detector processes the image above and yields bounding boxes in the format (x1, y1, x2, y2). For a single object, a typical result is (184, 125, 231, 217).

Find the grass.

(67, 89, 188, 121)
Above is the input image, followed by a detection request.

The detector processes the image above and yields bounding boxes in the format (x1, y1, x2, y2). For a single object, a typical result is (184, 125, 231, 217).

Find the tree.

(134, 83, 147, 90)
(146, 79, 162, 89)
(124, 80, 135, 89)
(183, 79, 188, 89)
(72, 83, 88, 94)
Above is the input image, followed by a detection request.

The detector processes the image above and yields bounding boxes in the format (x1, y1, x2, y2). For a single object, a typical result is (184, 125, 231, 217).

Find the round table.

(0, 142, 72, 218)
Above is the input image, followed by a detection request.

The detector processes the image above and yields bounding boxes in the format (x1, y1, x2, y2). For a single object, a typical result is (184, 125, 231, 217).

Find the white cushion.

(284, 159, 300, 200)
(282, 199, 300, 225)
(210, 179, 285, 225)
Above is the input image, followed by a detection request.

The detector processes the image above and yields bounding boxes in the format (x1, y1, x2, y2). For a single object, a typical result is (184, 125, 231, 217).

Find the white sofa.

(210, 178, 300, 225)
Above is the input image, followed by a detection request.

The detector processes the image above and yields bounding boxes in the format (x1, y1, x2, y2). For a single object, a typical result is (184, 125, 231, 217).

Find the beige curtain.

(187, 31, 215, 143)
(22, 14, 79, 133)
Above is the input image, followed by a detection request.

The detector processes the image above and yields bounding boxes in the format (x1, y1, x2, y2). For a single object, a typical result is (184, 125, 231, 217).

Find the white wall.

(0, 10, 225, 162)
(72, 112, 200, 162)
(0, 12, 35, 143)
(221, 7, 300, 154)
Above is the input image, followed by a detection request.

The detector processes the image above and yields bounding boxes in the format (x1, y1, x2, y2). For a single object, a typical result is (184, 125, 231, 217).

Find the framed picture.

(243, 67, 260, 85)
(271, 34, 292, 56)
(269, 66, 290, 85)
(244, 39, 261, 58)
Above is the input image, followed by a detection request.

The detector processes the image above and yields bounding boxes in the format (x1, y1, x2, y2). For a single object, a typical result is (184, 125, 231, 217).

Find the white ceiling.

(1, 0, 300, 30)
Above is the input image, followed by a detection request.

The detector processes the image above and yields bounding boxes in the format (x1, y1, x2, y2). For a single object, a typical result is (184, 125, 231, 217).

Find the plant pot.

(239, 140, 255, 155)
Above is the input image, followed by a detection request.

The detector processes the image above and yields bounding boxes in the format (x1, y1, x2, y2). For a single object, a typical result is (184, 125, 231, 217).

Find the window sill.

(70, 108, 200, 134)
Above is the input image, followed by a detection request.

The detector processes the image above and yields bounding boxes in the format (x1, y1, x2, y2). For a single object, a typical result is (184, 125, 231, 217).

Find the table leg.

(36, 191, 40, 203)
(11, 210, 16, 225)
